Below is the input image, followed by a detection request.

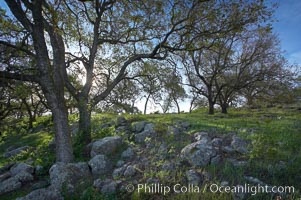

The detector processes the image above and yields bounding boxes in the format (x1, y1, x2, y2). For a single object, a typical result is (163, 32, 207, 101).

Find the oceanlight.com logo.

(126, 183, 295, 196)
(208, 184, 295, 196)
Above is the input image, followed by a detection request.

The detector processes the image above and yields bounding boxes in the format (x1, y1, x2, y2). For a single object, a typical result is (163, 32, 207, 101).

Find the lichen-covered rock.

(0, 176, 22, 195)
(15, 171, 34, 183)
(49, 162, 92, 194)
(145, 123, 155, 132)
(0, 162, 36, 195)
(194, 132, 210, 142)
(16, 187, 63, 200)
(123, 165, 136, 177)
(231, 136, 248, 154)
(93, 179, 120, 193)
(116, 160, 125, 167)
(186, 170, 203, 185)
(211, 138, 223, 146)
(121, 147, 135, 160)
(10, 163, 34, 176)
(31, 180, 50, 190)
(167, 126, 181, 136)
(112, 166, 126, 179)
(88, 155, 112, 177)
(161, 162, 175, 171)
(90, 136, 123, 157)
(93, 179, 104, 189)
(167, 121, 190, 136)
(134, 123, 156, 143)
(222, 146, 235, 154)
(132, 121, 147, 133)
(115, 126, 131, 134)
(181, 138, 217, 167)
(135, 131, 152, 143)
(101, 181, 118, 193)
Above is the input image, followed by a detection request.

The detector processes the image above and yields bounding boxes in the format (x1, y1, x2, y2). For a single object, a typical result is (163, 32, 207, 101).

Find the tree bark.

(207, 87, 215, 114)
(219, 94, 229, 114)
(208, 100, 215, 115)
(51, 100, 74, 163)
(189, 105, 193, 113)
(22, 98, 34, 129)
(40, 78, 74, 163)
(144, 94, 151, 115)
(189, 97, 196, 113)
(221, 103, 228, 114)
(78, 99, 92, 144)
(174, 99, 181, 114)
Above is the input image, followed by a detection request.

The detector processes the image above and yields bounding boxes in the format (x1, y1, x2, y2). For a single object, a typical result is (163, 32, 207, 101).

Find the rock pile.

(181, 132, 250, 167)
(9, 119, 261, 200)
(0, 163, 35, 195)
(133, 122, 156, 143)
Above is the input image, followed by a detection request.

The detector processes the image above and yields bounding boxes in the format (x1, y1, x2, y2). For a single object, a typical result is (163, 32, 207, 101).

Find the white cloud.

(288, 51, 301, 65)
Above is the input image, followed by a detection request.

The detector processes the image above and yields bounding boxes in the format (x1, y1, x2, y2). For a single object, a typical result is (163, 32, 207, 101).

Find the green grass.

(0, 107, 301, 199)
(0, 131, 53, 167)
(125, 107, 301, 199)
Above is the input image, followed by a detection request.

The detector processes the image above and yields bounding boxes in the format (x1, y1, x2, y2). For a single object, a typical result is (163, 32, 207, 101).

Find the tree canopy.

(0, 0, 298, 163)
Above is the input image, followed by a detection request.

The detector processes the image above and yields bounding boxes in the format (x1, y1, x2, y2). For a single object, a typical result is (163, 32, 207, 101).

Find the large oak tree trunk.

(221, 103, 228, 114)
(51, 100, 74, 163)
(39, 77, 74, 163)
(208, 100, 215, 115)
(31, 0, 74, 163)
(207, 89, 215, 114)
(78, 100, 92, 145)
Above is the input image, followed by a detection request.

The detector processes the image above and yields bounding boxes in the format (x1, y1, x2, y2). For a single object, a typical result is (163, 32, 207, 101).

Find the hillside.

(0, 108, 301, 199)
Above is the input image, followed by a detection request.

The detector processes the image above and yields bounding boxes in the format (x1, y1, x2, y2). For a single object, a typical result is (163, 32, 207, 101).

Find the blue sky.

(272, 0, 301, 65)
(1, 0, 300, 66)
